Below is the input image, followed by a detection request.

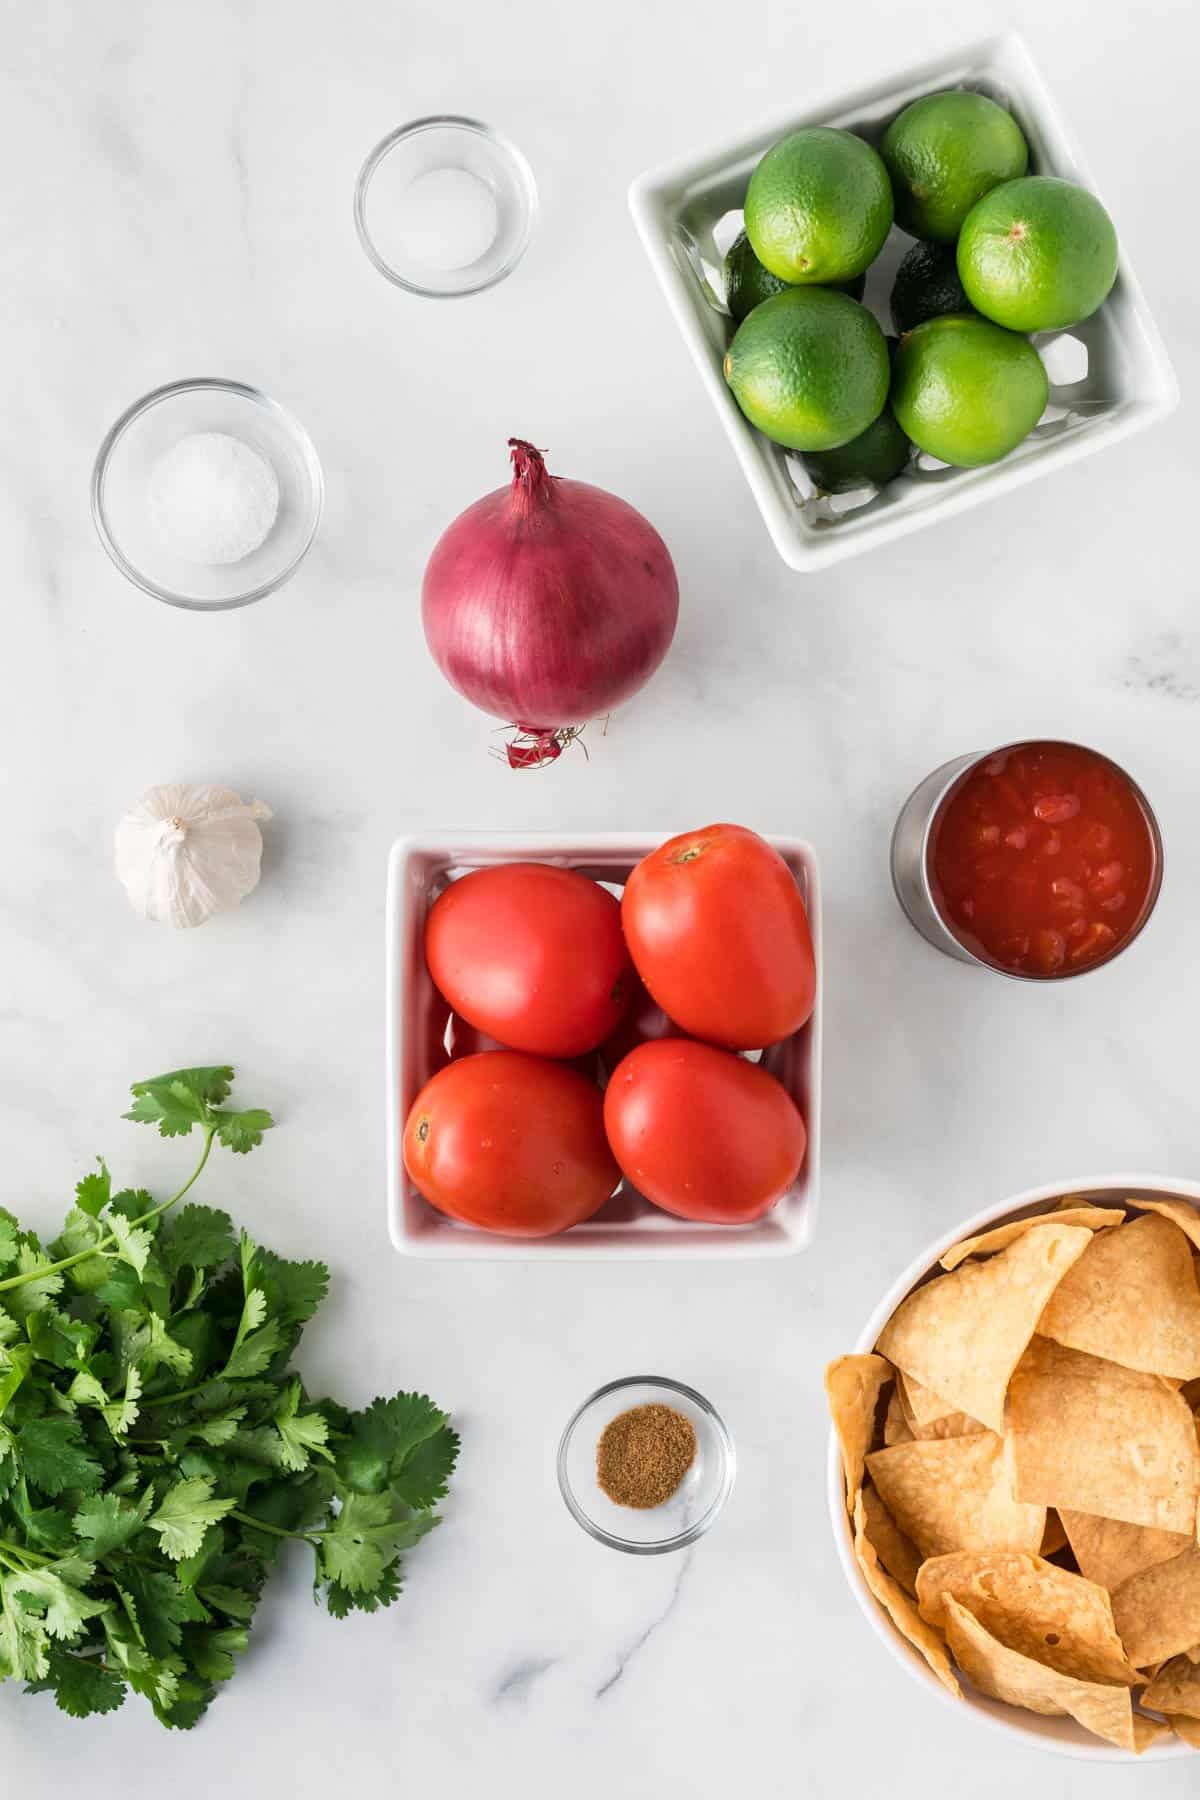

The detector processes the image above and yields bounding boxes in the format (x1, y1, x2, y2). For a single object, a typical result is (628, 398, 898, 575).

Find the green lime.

(957, 175, 1118, 332)
(744, 126, 893, 284)
(724, 287, 889, 451)
(724, 230, 864, 323)
(890, 240, 971, 333)
(881, 90, 1028, 241)
(891, 314, 1048, 466)
(802, 407, 911, 493)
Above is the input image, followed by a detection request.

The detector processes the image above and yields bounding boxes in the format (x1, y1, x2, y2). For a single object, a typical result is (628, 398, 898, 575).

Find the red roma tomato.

(622, 824, 815, 1050)
(426, 863, 632, 1058)
(597, 973, 687, 1078)
(403, 1051, 618, 1238)
(603, 1039, 806, 1224)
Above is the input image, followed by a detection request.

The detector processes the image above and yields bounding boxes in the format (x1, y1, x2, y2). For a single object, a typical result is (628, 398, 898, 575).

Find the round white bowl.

(827, 1173, 1200, 1764)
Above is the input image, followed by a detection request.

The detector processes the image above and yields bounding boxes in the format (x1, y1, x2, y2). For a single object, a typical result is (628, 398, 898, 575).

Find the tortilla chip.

(1112, 1547, 1200, 1666)
(916, 1551, 1137, 1684)
(1038, 1214, 1200, 1380)
(861, 1482, 922, 1597)
(918, 1410, 987, 1442)
(825, 1354, 891, 1511)
(1170, 1714, 1200, 1748)
(1134, 1196, 1200, 1254)
(866, 1432, 1044, 1560)
(940, 1205, 1125, 1272)
(852, 1492, 960, 1698)
(1008, 1338, 1200, 1535)
(898, 1371, 983, 1439)
(899, 1371, 957, 1428)
(1141, 1655, 1200, 1717)
(1059, 1509, 1191, 1593)
(883, 1386, 913, 1447)
(1041, 1511, 1067, 1557)
(876, 1224, 1092, 1433)
(941, 1595, 1150, 1751)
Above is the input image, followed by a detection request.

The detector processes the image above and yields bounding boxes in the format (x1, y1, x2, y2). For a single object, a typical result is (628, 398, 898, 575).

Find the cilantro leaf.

(74, 1160, 112, 1219)
(107, 1188, 155, 1223)
(196, 1584, 256, 1622)
(100, 1367, 142, 1440)
(325, 1557, 402, 1618)
(73, 1487, 154, 1558)
(4, 1245, 65, 1321)
(107, 1213, 153, 1279)
(318, 1494, 435, 1594)
(27, 1644, 126, 1717)
(0, 1580, 50, 1680)
(8, 1472, 78, 1551)
(391, 1423, 460, 1510)
(124, 1078, 210, 1138)
(16, 1416, 104, 1496)
(127, 1311, 193, 1380)
(161, 1204, 235, 1273)
(148, 1477, 236, 1561)
(0, 1209, 19, 1271)
(338, 1392, 455, 1496)
(213, 1109, 274, 1155)
(118, 1566, 204, 1659)
(272, 1380, 332, 1472)
(181, 1623, 248, 1683)
(0, 1342, 35, 1416)
(258, 1250, 330, 1324)
(5, 1557, 107, 1642)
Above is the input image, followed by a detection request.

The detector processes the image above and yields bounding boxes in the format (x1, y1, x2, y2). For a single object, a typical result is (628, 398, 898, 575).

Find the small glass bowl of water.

(354, 116, 537, 298)
(557, 1376, 735, 1555)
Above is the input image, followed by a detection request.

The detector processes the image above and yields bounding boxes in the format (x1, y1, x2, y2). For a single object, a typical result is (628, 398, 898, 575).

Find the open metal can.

(890, 740, 1164, 980)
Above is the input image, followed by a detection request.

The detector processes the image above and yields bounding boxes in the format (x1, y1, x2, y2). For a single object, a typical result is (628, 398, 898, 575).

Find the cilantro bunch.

(0, 1067, 458, 1728)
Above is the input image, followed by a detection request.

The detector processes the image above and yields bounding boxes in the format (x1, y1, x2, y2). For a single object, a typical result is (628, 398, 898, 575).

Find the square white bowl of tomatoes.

(386, 828, 821, 1258)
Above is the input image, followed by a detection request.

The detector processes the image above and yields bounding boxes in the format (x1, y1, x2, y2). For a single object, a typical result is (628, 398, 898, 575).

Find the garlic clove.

(115, 784, 271, 928)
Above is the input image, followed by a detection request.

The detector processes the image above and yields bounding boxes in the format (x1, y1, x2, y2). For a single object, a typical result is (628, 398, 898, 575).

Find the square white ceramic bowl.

(628, 34, 1179, 572)
(827, 1173, 1200, 1763)
(385, 831, 821, 1259)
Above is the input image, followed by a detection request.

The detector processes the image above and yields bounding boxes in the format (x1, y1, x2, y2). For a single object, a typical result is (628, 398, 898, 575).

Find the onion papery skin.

(421, 440, 680, 731)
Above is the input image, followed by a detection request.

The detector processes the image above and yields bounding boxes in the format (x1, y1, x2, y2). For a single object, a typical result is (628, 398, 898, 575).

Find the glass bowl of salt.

(557, 1376, 736, 1555)
(354, 116, 537, 298)
(91, 378, 324, 610)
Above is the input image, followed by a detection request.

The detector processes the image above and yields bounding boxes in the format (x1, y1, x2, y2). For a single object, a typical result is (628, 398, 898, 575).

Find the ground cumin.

(596, 1402, 697, 1508)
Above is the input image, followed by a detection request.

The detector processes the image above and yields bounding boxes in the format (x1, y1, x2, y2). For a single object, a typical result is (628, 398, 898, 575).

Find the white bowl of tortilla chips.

(826, 1176, 1200, 1762)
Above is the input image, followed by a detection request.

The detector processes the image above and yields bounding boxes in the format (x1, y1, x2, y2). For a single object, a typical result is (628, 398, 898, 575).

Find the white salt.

(148, 431, 280, 565)
(393, 167, 499, 271)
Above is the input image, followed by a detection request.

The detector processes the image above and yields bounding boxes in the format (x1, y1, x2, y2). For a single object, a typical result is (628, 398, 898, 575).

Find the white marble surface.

(3, 0, 1200, 1791)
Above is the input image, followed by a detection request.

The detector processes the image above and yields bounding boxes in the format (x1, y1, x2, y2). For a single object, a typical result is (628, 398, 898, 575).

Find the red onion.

(421, 439, 679, 766)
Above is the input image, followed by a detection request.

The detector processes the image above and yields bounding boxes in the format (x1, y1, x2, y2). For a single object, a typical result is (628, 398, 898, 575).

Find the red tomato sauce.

(929, 742, 1157, 977)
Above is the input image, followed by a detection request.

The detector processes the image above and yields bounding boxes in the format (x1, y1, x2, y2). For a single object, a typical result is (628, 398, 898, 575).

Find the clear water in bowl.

(355, 117, 537, 298)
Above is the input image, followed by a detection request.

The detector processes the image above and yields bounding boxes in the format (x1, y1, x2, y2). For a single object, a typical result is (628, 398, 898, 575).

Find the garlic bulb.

(115, 784, 272, 928)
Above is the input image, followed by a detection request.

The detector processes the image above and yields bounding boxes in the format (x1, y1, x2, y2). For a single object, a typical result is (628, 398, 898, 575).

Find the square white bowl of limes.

(628, 33, 1178, 573)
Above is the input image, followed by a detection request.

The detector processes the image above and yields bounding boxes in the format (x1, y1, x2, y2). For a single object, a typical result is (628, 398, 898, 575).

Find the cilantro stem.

(227, 1508, 319, 1545)
(0, 1539, 53, 1571)
(0, 1128, 216, 1296)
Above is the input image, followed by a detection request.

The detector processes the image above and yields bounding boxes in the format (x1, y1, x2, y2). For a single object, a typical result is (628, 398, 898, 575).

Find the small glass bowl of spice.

(557, 1376, 735, 1554)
